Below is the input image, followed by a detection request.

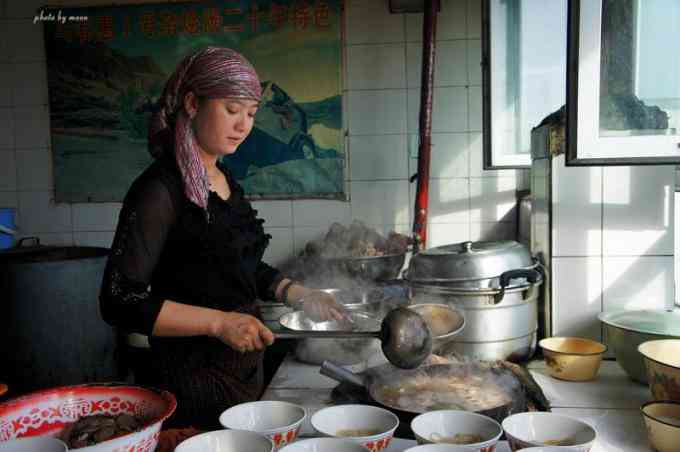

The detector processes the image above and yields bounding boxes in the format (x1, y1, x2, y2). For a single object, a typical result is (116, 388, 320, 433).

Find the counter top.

(260, 356, 654, 452)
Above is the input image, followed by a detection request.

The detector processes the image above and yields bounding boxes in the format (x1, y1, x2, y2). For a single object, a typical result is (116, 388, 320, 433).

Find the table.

(261, 356, 653, 451)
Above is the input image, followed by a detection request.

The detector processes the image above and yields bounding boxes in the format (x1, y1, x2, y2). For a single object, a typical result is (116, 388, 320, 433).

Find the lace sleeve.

(255, 261, 285, 301)
(99, 176, 178, 335)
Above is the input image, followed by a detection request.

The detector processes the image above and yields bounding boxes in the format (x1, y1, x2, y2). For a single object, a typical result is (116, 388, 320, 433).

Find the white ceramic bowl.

(410, 410, 502, 450)
(219, 401, 306, 450)
(502, 412, 596, 452)
(0, 437, 67, 452)
(517, 448, 581, 452)
(279, 438, 367, 452)
(404, 445, 478, 452)
(310, 404, 399, 452)
(175, 429, 273, 452)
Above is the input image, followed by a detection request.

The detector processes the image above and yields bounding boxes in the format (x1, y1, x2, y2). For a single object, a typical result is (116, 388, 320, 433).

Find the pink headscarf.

(148, 47, 262, 211)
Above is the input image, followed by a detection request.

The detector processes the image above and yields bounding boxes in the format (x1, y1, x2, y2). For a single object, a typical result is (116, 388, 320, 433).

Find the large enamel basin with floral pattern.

(0, 383, 176, 452)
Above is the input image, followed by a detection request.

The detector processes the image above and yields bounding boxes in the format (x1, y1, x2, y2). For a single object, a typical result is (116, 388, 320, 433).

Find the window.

(567, 0, 680, 165)
(483, 0, 567, 168)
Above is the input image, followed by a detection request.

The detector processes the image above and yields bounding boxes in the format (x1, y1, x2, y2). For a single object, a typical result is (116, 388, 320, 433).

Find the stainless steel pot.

(278, 311, 382, 365)
(406, 240, 543, 362)
(409, 278, 541, 362)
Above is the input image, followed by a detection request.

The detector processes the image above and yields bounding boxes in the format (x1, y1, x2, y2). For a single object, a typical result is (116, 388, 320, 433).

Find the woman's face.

(188, 95, 259, 156)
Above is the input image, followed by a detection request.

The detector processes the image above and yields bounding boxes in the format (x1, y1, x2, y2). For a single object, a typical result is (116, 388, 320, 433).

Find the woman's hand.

(293, 290, 349, 322)
(210, 312, 274, 353)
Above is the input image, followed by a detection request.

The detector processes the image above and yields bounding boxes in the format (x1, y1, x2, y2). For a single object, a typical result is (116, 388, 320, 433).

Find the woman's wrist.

(277, 279, 312, 307)
(289, 285, 313, 306)
(207, 310, 233, 338)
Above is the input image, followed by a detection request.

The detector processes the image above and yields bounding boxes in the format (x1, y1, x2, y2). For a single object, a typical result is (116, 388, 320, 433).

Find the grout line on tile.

(601, 166, 604, 314)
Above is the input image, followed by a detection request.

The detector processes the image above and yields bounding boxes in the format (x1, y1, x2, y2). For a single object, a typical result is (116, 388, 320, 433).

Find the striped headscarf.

(148, 47, 262, 211)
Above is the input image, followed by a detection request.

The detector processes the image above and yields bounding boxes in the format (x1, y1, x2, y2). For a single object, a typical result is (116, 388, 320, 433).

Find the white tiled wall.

(0, 0, 527, 267)
(550, 155, 676, 342)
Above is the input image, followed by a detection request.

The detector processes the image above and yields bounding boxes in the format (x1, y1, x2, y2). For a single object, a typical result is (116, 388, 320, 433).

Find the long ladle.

(274, 307, 432, 369)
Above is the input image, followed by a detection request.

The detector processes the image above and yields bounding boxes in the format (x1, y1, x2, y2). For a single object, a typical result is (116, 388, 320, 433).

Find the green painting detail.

(43, 0, 344, 202)
(648, 367, 680, 401)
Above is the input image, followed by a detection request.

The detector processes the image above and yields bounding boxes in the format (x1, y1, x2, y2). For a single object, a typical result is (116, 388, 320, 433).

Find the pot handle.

(17, 237, 40, 247)
(494, 268, 542, 304)
(499, 268, 542, 288)
(319, 361, 366, 388)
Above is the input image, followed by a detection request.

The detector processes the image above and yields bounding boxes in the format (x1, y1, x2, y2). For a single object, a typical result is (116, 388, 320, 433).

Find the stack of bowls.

(638, 339, 680, 451)
(219, 401, 306, 450)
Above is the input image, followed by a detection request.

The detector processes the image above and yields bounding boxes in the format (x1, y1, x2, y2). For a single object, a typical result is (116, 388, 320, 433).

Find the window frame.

(566, 0, 680, 166)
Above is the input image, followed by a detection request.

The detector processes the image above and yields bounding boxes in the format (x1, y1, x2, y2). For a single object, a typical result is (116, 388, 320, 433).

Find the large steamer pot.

(406, 240, 543, 362)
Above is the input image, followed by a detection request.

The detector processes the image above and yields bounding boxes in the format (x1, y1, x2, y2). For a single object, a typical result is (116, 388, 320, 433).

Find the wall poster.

(42, 0, 345, 202)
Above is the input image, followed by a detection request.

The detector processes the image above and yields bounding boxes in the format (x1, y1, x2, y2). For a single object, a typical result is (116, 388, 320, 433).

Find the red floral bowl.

(0, 383, 176, 452)
(219, 401, 306, 451)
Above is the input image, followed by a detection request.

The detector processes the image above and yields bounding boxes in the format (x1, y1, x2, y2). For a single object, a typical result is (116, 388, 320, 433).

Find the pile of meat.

(60, 414, 144, 448)
(303, 221, 411, 259)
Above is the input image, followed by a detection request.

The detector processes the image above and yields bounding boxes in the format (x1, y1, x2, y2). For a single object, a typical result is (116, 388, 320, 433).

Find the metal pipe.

(412, 0, 438, 251)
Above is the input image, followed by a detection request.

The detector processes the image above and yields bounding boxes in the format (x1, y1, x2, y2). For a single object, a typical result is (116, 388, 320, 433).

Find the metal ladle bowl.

(275, 306, 433, 369)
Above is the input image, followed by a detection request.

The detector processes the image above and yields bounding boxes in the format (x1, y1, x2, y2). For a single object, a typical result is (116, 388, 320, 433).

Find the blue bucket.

(0, 207, 17, 249)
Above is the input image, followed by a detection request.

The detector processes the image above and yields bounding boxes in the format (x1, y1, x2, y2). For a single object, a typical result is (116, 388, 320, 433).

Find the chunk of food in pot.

(303, 220, 411, 259)
(60, 414, 145, 449)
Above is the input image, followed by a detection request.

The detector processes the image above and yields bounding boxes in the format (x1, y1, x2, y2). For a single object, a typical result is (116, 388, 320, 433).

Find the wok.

(320, 361, 525, 423)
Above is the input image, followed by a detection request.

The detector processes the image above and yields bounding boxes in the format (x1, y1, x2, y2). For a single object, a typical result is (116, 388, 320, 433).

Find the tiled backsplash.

(0, 0, 526, 268)
(549, 156, 675, 343)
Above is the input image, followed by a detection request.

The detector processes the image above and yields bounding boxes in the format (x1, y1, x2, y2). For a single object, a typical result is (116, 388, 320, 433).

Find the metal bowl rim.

(638, 339, 680, 370)
(538, 337, 607, 356)
(598, 309, 680, 337)
(641, 400, 680, 429)
(278, 310, 378, 331)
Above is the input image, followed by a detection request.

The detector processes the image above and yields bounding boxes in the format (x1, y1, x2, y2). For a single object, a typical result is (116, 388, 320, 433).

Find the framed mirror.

(567, 0, 680, 165)
(483, 0, 568, 169)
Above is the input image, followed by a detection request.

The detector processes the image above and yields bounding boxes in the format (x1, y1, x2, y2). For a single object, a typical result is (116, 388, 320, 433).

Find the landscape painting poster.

(43, 0, 345, 202)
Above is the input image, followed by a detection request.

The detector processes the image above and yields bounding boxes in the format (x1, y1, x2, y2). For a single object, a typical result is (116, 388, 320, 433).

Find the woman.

(100, 47, 345, 429)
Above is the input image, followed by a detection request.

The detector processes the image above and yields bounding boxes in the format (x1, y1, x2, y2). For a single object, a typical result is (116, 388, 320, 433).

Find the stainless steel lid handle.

(499, 268, 542, 288)
(494, 268, 542, 304)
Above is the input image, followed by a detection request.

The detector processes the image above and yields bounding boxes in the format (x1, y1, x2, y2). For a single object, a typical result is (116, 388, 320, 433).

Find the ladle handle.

(319, 361, 366, 388)
(274, 330, 380, 340)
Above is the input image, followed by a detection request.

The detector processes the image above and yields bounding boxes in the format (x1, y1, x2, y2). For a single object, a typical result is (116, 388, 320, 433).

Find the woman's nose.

(234, 114, 246, 132)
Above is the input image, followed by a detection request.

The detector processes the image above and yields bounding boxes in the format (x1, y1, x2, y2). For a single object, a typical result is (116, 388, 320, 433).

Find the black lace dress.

(99, 155, 284, 429)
